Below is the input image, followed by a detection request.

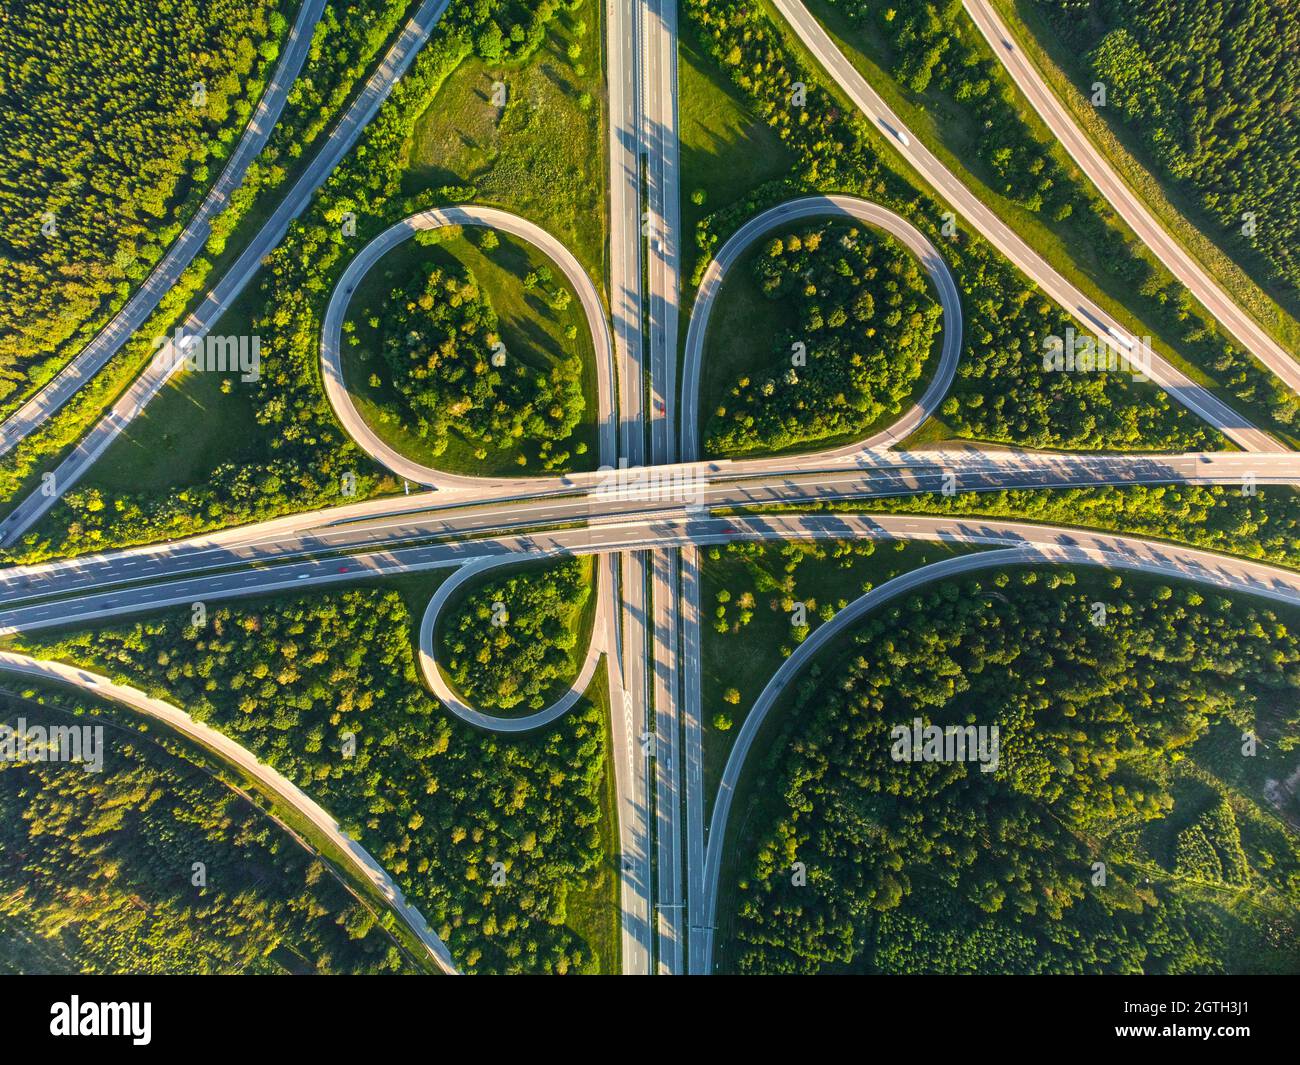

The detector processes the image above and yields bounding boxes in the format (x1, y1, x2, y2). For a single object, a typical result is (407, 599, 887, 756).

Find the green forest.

(817, 0, 1300, 437)
(0, 0, 284, 411)
(1039, 0, 1299, 302)
(836, 0, 1081, 218)
(439, 558, 594, 712)
(0, 690, 421, 974)
(18, 583, 616, 974)
(704, 221, 941, 455)
(723, 567, 1300, 973)
(350, 232, 586, 471)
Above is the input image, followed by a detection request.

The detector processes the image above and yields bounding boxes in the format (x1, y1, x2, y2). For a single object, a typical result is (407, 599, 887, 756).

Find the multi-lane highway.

(4, 447, 1300, 616)
(5, 0, 1300, 978)
(607, 0, 656, 977)
(641, 0, 688, 975)
(0, 0, 328, 454)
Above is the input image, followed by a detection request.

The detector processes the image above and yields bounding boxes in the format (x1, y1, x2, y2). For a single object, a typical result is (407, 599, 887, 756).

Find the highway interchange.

(1, 0, 1298, 976)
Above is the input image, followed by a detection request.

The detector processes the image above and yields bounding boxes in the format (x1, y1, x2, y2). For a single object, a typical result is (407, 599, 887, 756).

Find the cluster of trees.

(1042, 0, 1298, 301)
(0, 692, 418, 974)
(705, 222, 941, 455)
(0, 0, 284, 413)
(708, 538, 875, 639)
(10, 0, 584, 563)
(934, 248, 1217, 449)
(726, 568, 1300, 973)
(364, 250, 584, 465)
(440, 559, 593, 712)
(0, 0, 432, 536)
(681, 1, 1220, 454)
(23, 584, 612, 974)
(1175, 800, 1250, 886)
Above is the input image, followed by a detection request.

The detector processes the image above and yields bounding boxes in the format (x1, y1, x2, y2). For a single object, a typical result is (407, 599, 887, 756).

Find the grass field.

(709, 562, 1300, 973)
(401, 0, 607, 293)
(341, 229, 600, 477)
(79, 286, 267, 497)
(991, 0, 1300, 357)
(678, 30, 797, 249)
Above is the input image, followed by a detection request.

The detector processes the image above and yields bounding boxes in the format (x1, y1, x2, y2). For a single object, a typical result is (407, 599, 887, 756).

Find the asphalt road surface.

(0, 650, 459, 975)
(416, 554, 609, 732)
(319, 205, 616, 488)
(965, 0, 1300, 398)
(691, 522, 1300, 971)
(680, 194, 963, 462)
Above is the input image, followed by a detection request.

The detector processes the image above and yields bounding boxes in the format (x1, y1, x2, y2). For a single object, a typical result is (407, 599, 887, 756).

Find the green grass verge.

(79, 286, 266, 496)
(679, 29, 798, 248)
(401, 0, 607, 291)
(560, 666, 622, 974)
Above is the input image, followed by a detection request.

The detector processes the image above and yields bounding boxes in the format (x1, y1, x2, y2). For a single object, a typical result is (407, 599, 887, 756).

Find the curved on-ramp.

(320, 205, 616, 491)
(0, 651, 459, 975)
(416, 553, 607, 733)
(692, 525, 1300, 973)
(680, 195, 963, 464)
